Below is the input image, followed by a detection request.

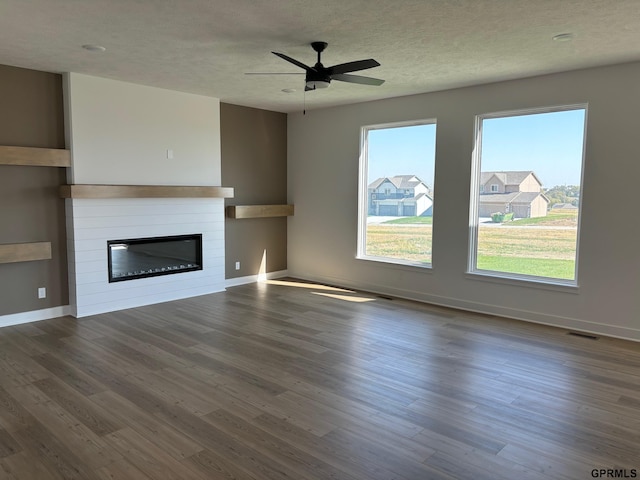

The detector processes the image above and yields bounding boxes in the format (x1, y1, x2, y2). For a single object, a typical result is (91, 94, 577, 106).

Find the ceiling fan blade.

(328, 59, 380, 75)
(332, 73, 385, 86)
(244, 72, 304, 75)
(272, 52, 316, 72)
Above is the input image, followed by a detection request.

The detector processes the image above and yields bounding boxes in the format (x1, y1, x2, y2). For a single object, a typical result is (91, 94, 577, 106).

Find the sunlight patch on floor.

(265, 279, 353, 293)
(311, 292, 376, 303)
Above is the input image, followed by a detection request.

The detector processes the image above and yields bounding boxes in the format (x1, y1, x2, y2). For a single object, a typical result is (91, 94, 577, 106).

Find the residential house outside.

(368, 175, 433, 216)
(479, 171, 549, 218)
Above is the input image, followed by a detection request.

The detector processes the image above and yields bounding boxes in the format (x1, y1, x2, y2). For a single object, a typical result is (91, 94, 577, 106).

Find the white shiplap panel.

(71, 198, 224, 217)
(76, 273, 222, 306)
(73, 214, 220, 230)
(72, 225, 222, 241)
(75, 284, 225, 317)
(67, 197, 225, 317)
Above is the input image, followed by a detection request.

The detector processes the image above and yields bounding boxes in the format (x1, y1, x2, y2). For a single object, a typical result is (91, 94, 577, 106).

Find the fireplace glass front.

(107, 234, 202, 282)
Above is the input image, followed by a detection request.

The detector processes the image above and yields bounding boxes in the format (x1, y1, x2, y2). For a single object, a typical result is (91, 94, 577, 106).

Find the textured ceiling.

(1, 0, 639, 113)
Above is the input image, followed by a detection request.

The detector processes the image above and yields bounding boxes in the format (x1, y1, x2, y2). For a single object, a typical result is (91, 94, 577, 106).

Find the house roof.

(389, 175, 421, 189)
(414, 192, 433, 201)
(368, 175, 426, 190)
(480, 171, 543, 186)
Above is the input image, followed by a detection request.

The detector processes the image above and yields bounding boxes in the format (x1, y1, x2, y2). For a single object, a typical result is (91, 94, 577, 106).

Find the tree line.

(543, 185, 580, 207)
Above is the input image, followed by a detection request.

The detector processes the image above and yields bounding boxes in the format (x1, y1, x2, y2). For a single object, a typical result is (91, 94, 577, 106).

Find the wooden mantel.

(0, 145, 70, 167)
(0, 242, 52, 264)
(226, 204, 294, 219)
(60, 184, 234, 199)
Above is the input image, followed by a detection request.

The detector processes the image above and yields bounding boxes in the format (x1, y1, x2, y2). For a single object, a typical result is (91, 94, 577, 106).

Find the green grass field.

(367, 211, 578, 279)
(383, 216, 433, 224)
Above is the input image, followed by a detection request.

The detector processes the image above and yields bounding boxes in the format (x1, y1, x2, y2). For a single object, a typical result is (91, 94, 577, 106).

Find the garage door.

(378, 205, 397, 216)
(402, 205, 416, 216)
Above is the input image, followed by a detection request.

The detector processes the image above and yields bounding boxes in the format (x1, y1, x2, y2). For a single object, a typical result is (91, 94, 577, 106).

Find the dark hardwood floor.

(0, 278, 638, 479)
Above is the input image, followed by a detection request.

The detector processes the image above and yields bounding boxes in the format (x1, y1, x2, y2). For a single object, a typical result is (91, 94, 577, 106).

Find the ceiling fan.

(250, 41, 385, 91)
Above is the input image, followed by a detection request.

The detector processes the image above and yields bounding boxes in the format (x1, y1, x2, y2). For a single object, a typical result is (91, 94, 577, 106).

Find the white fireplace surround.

(61, 73, 226, 318)
(66, 197, 226, 317)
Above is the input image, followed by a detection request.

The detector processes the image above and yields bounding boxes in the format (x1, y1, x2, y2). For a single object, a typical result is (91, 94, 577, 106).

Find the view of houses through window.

(470, 106, 587, 283)
(358, 107, 586, 282)
(358, 121, 436, 266)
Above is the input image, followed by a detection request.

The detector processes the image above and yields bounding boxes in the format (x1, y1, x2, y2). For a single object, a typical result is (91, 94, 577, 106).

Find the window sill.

(357, 255, 433, 271)
(465, 270, 579, 294)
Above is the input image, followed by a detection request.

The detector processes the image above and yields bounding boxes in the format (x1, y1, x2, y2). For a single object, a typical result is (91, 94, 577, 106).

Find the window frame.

(467, 104, 588, 287)
(357, 118, 437, 268)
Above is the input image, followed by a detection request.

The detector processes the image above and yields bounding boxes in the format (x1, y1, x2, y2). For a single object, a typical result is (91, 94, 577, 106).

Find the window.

(358, 120, 437, 266)
(490, 184, 499, 192)
(469, 106, 587, 284)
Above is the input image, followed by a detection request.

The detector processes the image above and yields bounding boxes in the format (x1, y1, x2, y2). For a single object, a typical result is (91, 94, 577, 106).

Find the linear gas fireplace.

(107, 234, 203, 282)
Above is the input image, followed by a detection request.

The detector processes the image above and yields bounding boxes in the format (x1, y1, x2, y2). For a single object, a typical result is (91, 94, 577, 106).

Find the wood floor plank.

(90, 390, 204, 461)
(185, 447, 261, 480)
(0, 277, 637, 479)
(254, 412, 432, 480)
(104, 427, 208, 480)
(32, 377, 122, 436)
(11, 421, 101, 480)
(31, 352, 107, 397)
(203, 408, 361, 480)
(0, 429, 21, 458)
(94, 458, 154, 480)
(15, 394, 122, 469)
(0, 384, 39, 433)
(0, 450, 65, 480)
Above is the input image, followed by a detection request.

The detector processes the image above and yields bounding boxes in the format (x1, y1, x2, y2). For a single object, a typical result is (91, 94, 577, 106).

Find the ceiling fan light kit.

(305, 80, 330, 90)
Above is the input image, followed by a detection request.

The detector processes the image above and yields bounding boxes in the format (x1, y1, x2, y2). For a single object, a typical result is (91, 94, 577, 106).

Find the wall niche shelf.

(226, 204, 294, 219)
(0, 242, 52, 264)
(60, 184, 234, 199)
(0, 145, 70, 167)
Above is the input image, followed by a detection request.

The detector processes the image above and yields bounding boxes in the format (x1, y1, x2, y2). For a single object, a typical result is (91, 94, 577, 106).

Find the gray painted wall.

(221, 103, 288, 279)
(287, 62, 640, 341)
(0, 65, 68, 315)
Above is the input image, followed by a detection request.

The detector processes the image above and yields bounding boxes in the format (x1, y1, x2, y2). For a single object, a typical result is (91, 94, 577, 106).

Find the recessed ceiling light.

(282, 88, 296, 93)
(552, 33, 574, 42)
(82, 44, 106, 52)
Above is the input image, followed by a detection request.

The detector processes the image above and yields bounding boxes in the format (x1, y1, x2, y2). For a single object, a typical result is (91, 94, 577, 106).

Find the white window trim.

(357, 118, 437, 268)
(468, 103, 588, 287)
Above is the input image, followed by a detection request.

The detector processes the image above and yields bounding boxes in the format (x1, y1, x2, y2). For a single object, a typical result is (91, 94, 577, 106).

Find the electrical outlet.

(235, 261, 240, 270)
(38, 287, 46, 299)
(166, 149, 174, 159)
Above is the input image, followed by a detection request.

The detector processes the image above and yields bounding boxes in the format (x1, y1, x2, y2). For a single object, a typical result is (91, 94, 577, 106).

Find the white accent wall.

(66, 73, 221, 186)
(287, 62, 640, 341)
(65, 74, 225, 317)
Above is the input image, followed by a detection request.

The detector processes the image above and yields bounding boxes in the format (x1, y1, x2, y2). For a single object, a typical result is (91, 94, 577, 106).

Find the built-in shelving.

(0, 242, 52, 264)
(226, 204, 294, 219)
(60, 184, 235, 199)
(0, 146, 65, 267)
(0, 146, 70, 167)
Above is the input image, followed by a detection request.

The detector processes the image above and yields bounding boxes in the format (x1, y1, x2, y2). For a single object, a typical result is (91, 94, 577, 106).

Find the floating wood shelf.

(0, 242, 52, 264)
(226, 204, 294, 219)
(0, 146, 70, 167)
(60, 184, 234, 199)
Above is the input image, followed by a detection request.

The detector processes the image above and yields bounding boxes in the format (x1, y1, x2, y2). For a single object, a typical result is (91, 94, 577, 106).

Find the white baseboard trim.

(0, 305, 72, 328)
(290, 271, 640, 343)
(225, 270, 289, 288)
